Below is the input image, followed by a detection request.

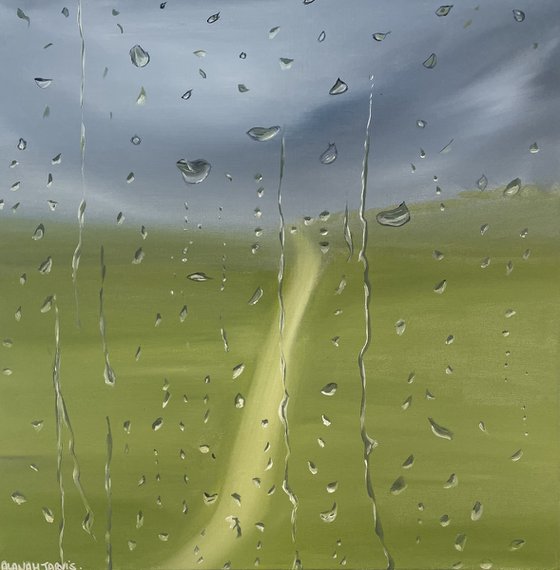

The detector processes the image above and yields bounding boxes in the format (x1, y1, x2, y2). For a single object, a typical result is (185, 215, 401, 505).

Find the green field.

(0, 186, 558, 570)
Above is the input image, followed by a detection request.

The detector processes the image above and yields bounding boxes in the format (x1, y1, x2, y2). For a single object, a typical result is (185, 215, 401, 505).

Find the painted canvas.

(1, 1, 558, 569)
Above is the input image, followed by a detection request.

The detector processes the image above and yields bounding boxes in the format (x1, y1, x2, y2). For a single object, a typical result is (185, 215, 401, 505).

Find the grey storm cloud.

(1, 0, 559, 227)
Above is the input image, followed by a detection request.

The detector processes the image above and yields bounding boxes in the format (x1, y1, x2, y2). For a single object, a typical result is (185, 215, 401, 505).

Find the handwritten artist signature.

(1, 563, 79, 570)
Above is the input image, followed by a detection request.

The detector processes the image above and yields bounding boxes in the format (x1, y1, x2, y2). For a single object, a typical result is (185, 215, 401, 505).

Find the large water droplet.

(423, 53, 438, 69)
(34, 78, 52, 89)
(376, 202, 410, 227)
(130, 45, 150, 67)
(471, 501, 483, 521)
(390, 476, 407, 495)
(176, 159, 211, 184)
(246, 126, 281, 142)
(319, 503, 337, 523)
(503, 178, 521, 196)
(320, 383, 337, 396)
(329, 78, 348, 95)
(428, 417, 453, 440)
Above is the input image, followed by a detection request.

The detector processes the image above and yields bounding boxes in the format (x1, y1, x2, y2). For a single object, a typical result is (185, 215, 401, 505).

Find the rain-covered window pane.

(1, 1, 558, 569)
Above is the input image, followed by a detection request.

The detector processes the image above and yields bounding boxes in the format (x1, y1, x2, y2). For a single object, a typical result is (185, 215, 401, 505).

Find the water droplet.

(203, 492, 218, 505)
(401, 396, 412, 410)
(178, 305, 188, 322)
(372, 32, 391, 41)
(158, 533, 169, 542)
(232, 363, 245, 380)
(329, 78, 348, 95)
(505, 308, 517, 318)
(207, 12, 220, 23)
(176, 159, 211, 184)
(528, 142, 539, 154)
(40, 295, 54, 313)
(187, 272, 212, 283)
(509, 539, 525, 551)
(480, 257, 490, 269)
(320, 503, 337, 523)
(308, 461, 318, 475)
(160, 2, 167, 8)
(376, 202, 411, 227)
(152, 417, 164, 431)
(522, 249, 531, 260)
(320, 143, 337, 164)
(510, 449, 523, 462)
(42, 507, 54, 523)
(131, 135, 142, 146)
(434, 279, 447, 294)
(61, 7, 69, 17)
(506, 261, 514, 275)
(318, 30, 326, 42)
(395, 319, 406, 335)
(279, 58, 294, 70)
(480, 223, 489, 236)
(199, 68, 207, 79)
(31, 420, 43, 432)
(402, 454, 414, 469)
(320, 383, 337, 396)
(504, 178, 522, 196)
(423, 53, 437, 69)
(428, 417, 453, 440)
(238, 84, 249, 93)
(11, 492, 26, 505)
(246, 126, 281, 142)
(390, 475, 407, 495)
(239, 52, 247, 59)
(326, 481, 338, 494)
(132, 248, 145, 265)
(34, 77, 52, 89)
(454, 534, 467, 552)
(38, 256, 53, 275)
(32, 224, 45, 241)
(435, 5, 453, 16)
(444, 473, 458, 488)
(512, 9, 525, 22)
(17, 8, 30, 26)
(248, 287, 263, 305)
(129, 45, 150, 68)
(234, 393, 245, 408)
(471, 501, 483, 521)
(268, 26, 280, 39)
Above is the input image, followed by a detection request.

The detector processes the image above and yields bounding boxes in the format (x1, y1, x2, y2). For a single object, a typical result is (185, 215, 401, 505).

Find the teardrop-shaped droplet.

(38, 256, 53, 275)
(503, 177, 521, 196)
(51, 153, 62, 165)
(318, 30, 326, 42)
(454, 534, 467, 552)
(320, 382, 337, 396)
(132, 248, 145, 264)
(434, 279, 447, 294)
(477, 174, 488, 191)
(17, 138, 27, 150)
(376, 202, 411, 227)
(529, 142, 539, 153)
(428, 417, 453, 440)
(395, 319, 406, 335)
(61, 7, 69, 17)
(131, 135, 142, 145)
(279, 57, 294, 70)
(40, 295, 54, 313)
(234, 393, 245, 409)
(268, 26, 280, 39)
(402, 454, 414, 468)
(17, 8, 30, 26)
(11, 492, 27, 505)
(42, 507, 54, 523)
(246, 126, 281, 142)
(32, 224, 45, 240)
(435, 5, 453, 16)
(512, 9, 525, 22)
(238, 84, 249, 93)
(187, 272, 211, 282)
(319, 503, 337, 523)
(423, 53, 438, 69)
(34, 77, 52, 89)
(471, 501, 483, 521)
(320, 143, 337, 164)
(239, 51, 247, 59)
(372, 31, 391, 41)
(416, 119, 427, 128)
(232, 363, 245, 380)
(329, 78, 348, 95)
(509, 539, 526, 551)
(152, 417, 164, 431)
(130, 44, 150, 68)
(444, 473, 458, 488)
(390, 476, 407, 495)
(248, 287, 263, 305)
(179, 305, 188, 322)
(207, 12, 220, 23)
(176, 159, 211, 184)
(181, 89, 193, 100)
(510, 448, 523, 462)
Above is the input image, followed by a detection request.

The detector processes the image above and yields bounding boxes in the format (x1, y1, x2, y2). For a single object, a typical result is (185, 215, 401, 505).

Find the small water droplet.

(423, 53, 437, 69)
(509, 539, 525, 551)
(320, 383, 337, 396)
(248, 287, 263, 305)
(269, 26, 280, 39)
(510, 449, 523, 462)
(207, 12, 220, 23)
(454, 534, 467, 552)
(512, 9, 525, 22)
(504, 178, 522, 196)
(320, 503, 337, 523)
(395, 320, 406, 335)
(152, 417, 164, 431)
(428, 417, 453, 440)
(11, 492, 27, 505)
(17, 138, 27, 150)
(34, 77, 53, 89)
(402, 454, 414, 469)
(434, 279, 447, 294)
(435, 5, 453, 16)
(61, 7, 69, 17)
(42, 507, 54, 523)
(318, 30, 326, 42)
(372, 31, 391, 41)
(238, 84, 249, 93)
(187, 272, 211, 281)
(232, 363, 245, 380)
(471, 501, 483, 521)
(444, 473, 458, 488)
(234, 393, 245, 408)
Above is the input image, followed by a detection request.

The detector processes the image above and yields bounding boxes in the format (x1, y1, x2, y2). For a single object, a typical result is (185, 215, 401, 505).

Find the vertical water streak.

(72, 0, 87, 325)
(357, 78, 394, 570)
(276, 136, 299, 544)
(343, 202, 354, 261)
(105, 416, 113, 570)
(52, 298, 66, 562)
(100, 246, 116, 385)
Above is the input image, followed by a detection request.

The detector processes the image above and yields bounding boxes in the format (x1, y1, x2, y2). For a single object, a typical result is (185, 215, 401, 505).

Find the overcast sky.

(1, 0, 559, 227)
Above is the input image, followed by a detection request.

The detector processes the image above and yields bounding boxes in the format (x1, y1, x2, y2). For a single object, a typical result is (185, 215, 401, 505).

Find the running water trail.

(357, 77, 395, 570)
(72, 0, 87, 326)
(343, 201, 354, 261)
(105, 416, 113, 570)
(52, 298, 66, 562)
(52, 298, 96, 558)
(100, 246, 116, 385)
(276, 135, 299, 547)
